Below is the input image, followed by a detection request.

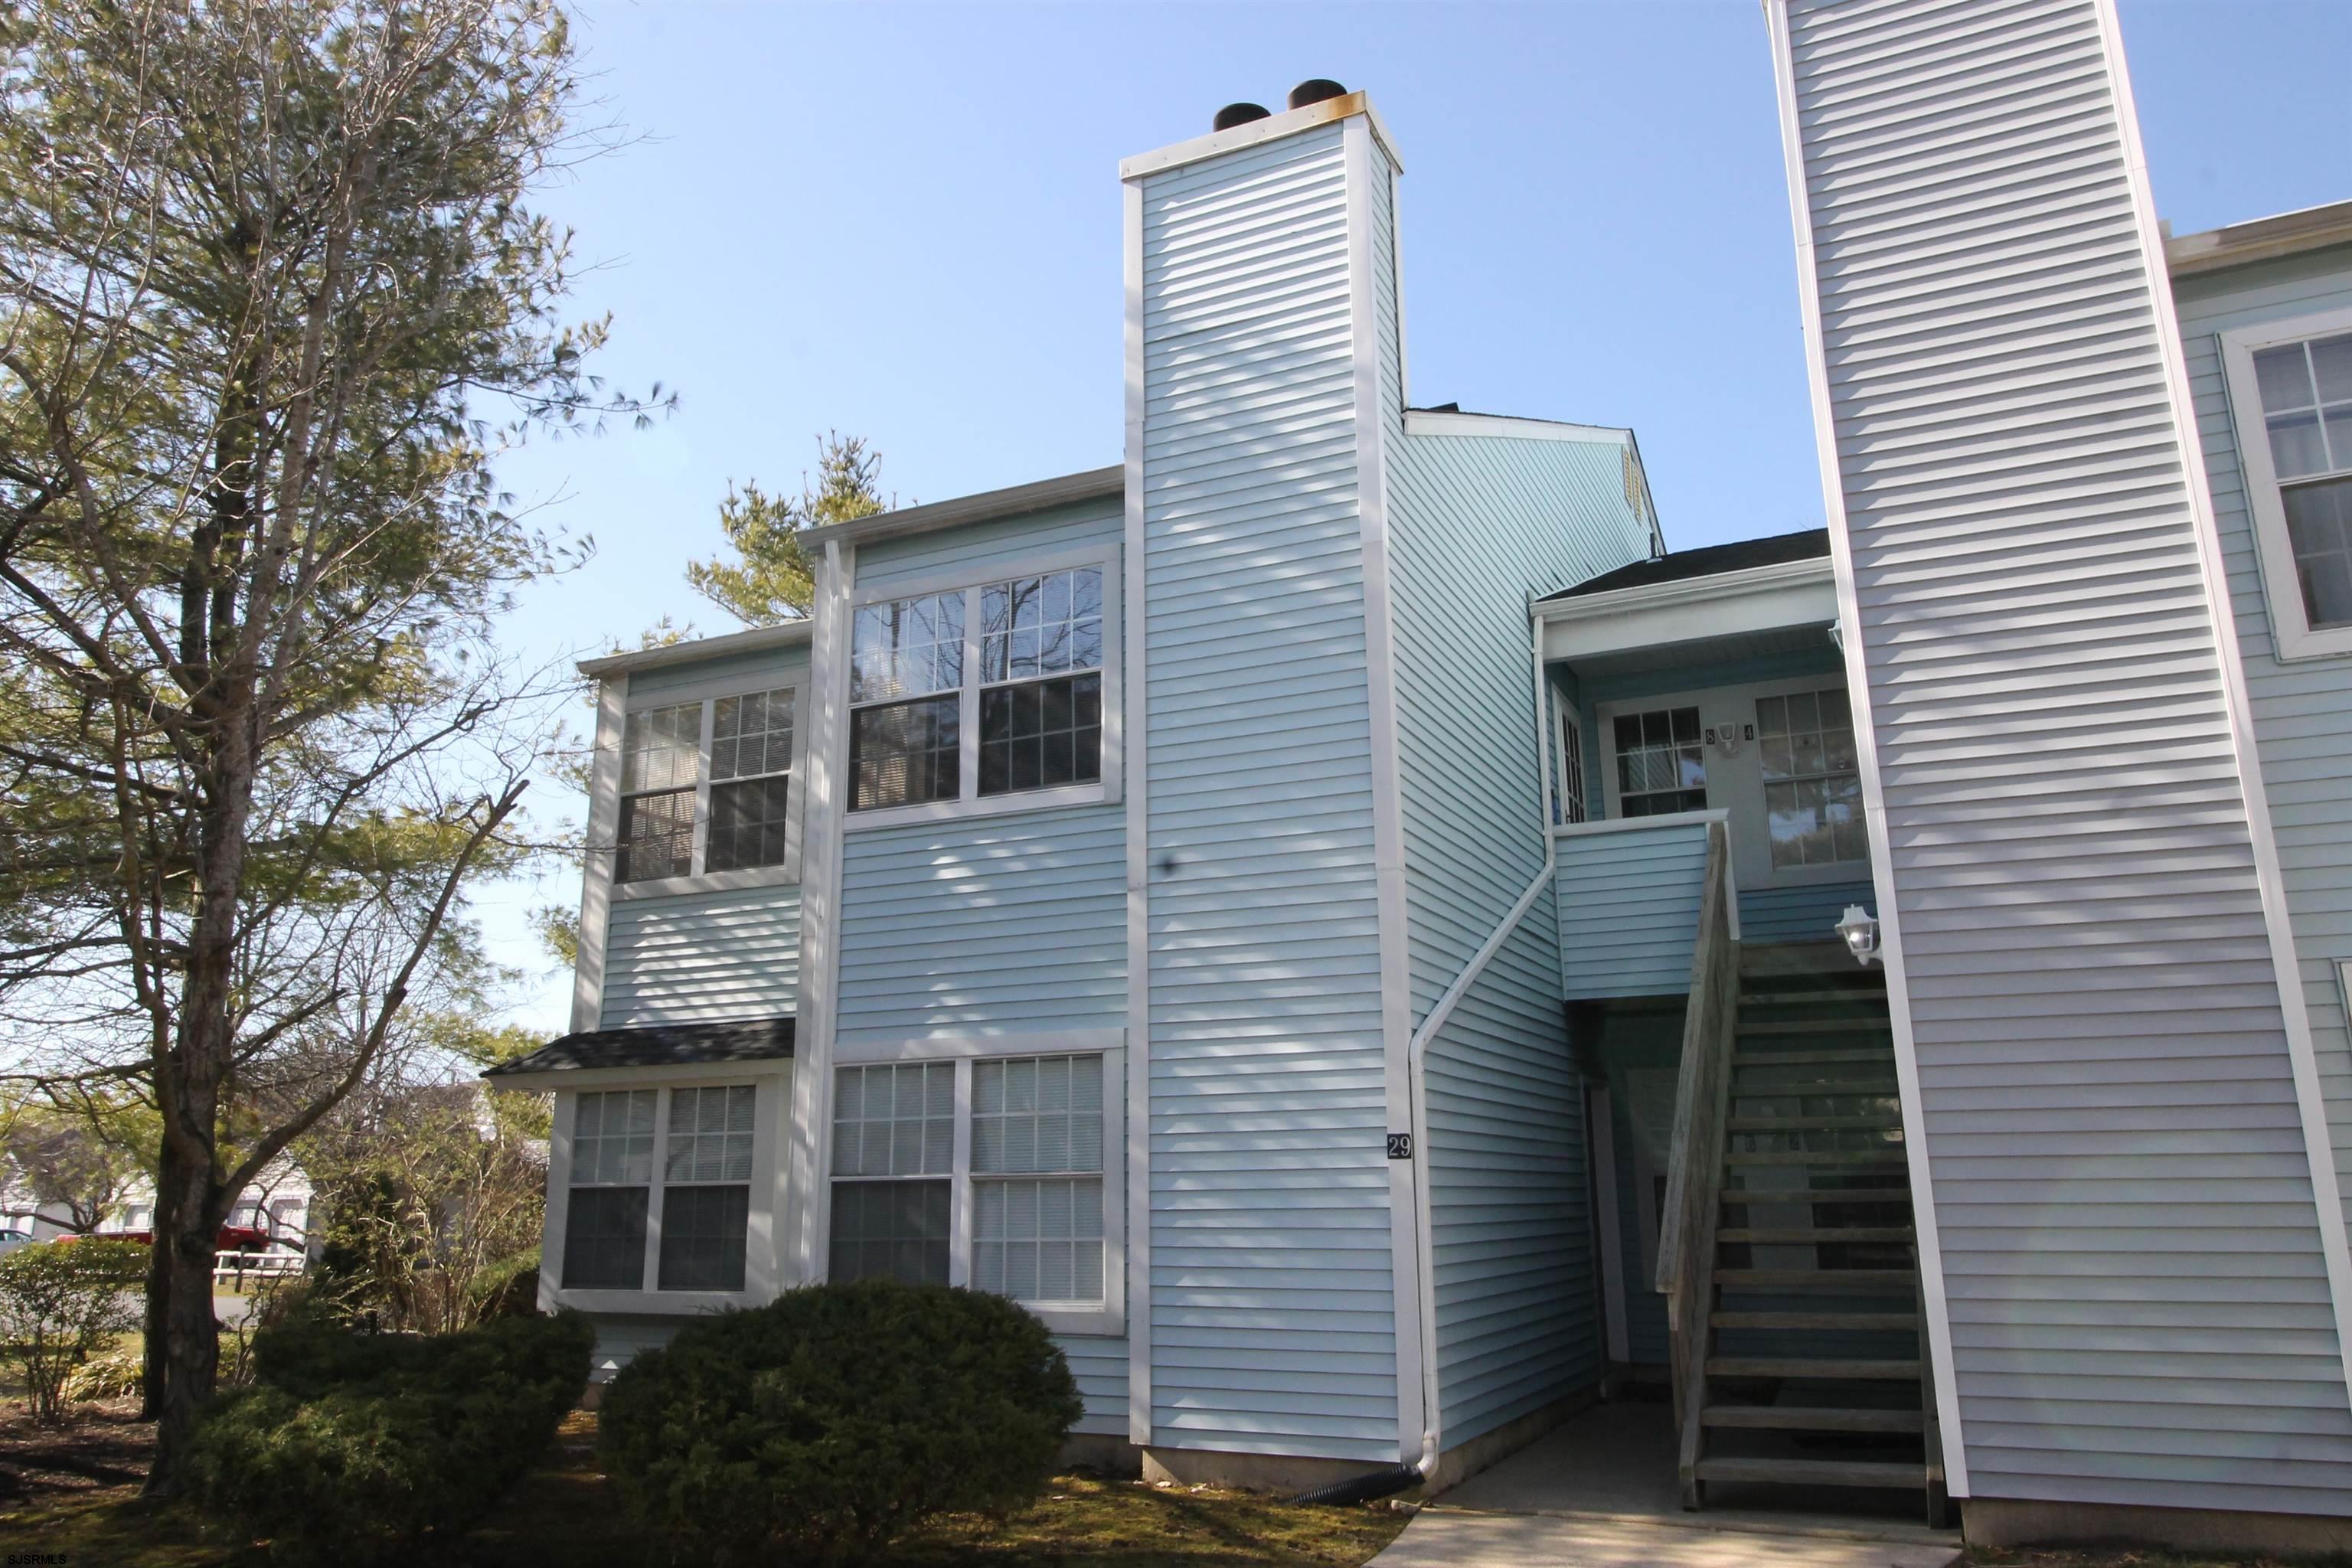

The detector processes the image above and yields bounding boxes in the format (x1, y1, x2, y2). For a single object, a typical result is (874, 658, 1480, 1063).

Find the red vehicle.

(81, 1224, 275, 1252)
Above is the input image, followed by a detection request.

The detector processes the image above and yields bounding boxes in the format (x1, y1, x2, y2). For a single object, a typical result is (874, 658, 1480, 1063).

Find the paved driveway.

(1372, 1509, 1959, 1568)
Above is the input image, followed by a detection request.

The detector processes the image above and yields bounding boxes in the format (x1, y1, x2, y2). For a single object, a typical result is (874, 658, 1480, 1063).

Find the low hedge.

(599, 1280, 1083, 1565)
(185, 1308, 593, 1563)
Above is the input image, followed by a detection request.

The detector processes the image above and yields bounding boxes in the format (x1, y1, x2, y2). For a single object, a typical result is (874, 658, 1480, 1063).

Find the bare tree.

(0, 0, 662, 1487)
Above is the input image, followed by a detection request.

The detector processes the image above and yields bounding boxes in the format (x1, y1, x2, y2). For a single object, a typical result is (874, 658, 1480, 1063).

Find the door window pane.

(829, 1180, 951, 1286)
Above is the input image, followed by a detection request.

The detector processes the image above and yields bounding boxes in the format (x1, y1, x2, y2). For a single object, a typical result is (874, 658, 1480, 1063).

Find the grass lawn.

(0, 1405, 1411, 1567)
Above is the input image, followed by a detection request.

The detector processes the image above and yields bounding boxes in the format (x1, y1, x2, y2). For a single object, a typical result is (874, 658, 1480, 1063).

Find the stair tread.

(1723, 1186, 1913, 1203)
(1717, 1268, 1916, 1289)
(1740, 989, 1897, 1008)
(1727, 1149, 1909, 1165)
(1711, 1311, 1918, 1331)
(1707, 1356, 1923, 1380)
(1717, 1226, 1915, 1244)
(1726, 1115, 1903, 1131)
(1740, 1018, 1891, 1034)
(1693, 1456, 1926, 1489)
(1701, 1405, 1925, 1432)
(1733, 1049, 1891, 1066)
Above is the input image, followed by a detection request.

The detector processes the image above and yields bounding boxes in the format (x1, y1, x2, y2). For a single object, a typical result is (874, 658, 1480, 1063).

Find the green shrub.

(0, 1237, 146, 1423)
(60, 1339, 142, 1403)
(599, 1280, 1083, 1566)
(185, 1308, 592, 1563)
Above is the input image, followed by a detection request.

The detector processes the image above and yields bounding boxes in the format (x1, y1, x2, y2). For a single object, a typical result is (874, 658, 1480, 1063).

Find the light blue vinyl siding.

(2174, 247, 2352, 1241)
(1138, 121, 1397, 1462)
(834, 804, 1125, 1044)
(1554, 822, 1710, 1000)
(1060, 1334, 1130, 1438)
(833, 498, 1127, 1046)
(625, 641, 810, 701)
(1387, 422, 1645, 1441)
(855, 498, 1122, 593)
(1739, 880, 1873, 946)
(601, 884, 802, 1028)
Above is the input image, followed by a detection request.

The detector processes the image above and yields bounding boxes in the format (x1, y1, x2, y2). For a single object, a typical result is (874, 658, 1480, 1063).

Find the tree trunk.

(143, 1167, 220, 1496)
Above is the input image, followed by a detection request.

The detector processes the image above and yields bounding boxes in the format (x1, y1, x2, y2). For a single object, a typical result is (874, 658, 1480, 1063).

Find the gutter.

(1393, 608, 1561, 1486)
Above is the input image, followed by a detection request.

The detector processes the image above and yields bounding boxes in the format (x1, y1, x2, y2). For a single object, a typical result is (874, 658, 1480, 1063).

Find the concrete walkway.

(1370, 1401, 1962, 1568)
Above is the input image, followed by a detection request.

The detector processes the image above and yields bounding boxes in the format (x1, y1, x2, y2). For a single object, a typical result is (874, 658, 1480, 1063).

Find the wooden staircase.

(1674, 941, 1946, 1521)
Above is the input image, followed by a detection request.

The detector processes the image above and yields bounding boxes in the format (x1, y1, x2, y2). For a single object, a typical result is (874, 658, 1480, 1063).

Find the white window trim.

(2220, 302, 2352, 663)
(613, 669, 805, 897)
(843, 545, 1123, 831)
(825, 1039, 1125, 1338)
(540, 1066, 790, 1316)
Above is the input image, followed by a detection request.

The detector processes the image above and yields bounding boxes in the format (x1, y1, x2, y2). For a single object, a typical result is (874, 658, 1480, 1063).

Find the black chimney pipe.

(1213, 102, 1271, 132)
(1287, 78, 1347, 109)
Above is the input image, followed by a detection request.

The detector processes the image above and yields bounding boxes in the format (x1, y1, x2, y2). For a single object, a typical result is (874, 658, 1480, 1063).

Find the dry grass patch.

(1967, 1549, 2352, 1568)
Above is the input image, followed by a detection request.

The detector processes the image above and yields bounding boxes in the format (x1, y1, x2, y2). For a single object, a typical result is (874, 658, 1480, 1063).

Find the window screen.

(978, 569, 1104, 796)
(617, 704, 700, 884)
(707, 689, 795, 871)
(564, 1091, 655, 1290)
(828, 1180, 951, 1287)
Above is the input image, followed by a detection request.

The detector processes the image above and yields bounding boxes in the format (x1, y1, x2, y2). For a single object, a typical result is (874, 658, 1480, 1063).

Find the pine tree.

(686, 432, 892, 625)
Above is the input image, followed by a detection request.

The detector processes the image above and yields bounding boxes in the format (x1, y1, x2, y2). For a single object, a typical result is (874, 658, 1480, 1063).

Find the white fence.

(213, 1250, 304, 1287)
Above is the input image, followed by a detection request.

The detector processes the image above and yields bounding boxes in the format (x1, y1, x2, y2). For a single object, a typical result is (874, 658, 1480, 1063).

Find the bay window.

(845, 552, 1119, 824)
(827, 1050, 1119, 1332)
(2223, 308, 2352, 660)
(557, 1082, 763, 1297)
(615, 684, 799, 886)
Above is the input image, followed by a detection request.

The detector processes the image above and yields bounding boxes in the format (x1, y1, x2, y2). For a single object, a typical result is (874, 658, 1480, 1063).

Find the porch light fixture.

(1835, 904, 1881, 967)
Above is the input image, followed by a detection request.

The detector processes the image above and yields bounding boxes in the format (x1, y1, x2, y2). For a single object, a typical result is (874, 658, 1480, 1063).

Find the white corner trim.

(570, 676, 626, 1034)
(2216, 302, 2352, 664)
(1347, 114, 1426, 1472)
(1762, 0, 1970, 1498)
(1121, 172, 1154, 1452)
(1402, 409, 1632, 446)
(784, 539, 856, 1288)
(1118, 90, 1402, 183)
(2096, 0, 2352, 1410)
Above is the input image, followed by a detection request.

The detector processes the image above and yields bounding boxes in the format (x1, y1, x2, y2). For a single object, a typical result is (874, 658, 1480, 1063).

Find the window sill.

(2274, 624, 2352, 663)
(844, 781, 1118, 833)
(547, 1285, 761, 1315)
(612, 863, 801, 902)
(1756, 859, 1873, 887)
(1025, 1302, 1122, 1338)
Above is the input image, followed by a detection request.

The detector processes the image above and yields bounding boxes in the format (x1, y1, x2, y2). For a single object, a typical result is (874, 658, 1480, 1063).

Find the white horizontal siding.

(1779, 0, 2352, 1513)
(601, 884, 801, 1029)
(835, 805, 1125, 1044)
(1138, 120, 1397, 1462)
(2173, 253, 2352, 1250)
(1555, 824, 1710, 999)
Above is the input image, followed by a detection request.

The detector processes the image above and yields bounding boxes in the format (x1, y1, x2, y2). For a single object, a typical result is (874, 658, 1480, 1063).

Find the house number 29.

(1386, 1133, 1413, 1160)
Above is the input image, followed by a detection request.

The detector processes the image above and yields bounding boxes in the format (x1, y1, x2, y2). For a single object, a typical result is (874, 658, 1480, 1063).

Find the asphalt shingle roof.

(1544, 528, 1831, 601)
(481, 1018, 795, 1079)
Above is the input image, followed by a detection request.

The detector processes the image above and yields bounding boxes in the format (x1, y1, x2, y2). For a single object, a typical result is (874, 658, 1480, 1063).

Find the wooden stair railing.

(1652, 818, 1738, 1511)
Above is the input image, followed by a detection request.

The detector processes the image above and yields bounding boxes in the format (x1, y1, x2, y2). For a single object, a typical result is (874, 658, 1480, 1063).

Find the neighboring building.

(489, 8, 2352, 1554)
(1, 1158, 312, 1252)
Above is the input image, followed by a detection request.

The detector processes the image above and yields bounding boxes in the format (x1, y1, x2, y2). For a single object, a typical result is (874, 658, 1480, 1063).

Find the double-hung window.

(560, 1083, 762, 1296)
(827, 1051, 1119, 1333)
(2223, 309, 2352, 660)
(846, 555, 1118, 823)
(615, 686, 799, 887)
(1756, 688, 1865, 869)
(1612, 706, 1707, 817)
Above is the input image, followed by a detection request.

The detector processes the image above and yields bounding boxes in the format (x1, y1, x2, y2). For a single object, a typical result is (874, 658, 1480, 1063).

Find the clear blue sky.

(479, 0, 2352, 1033)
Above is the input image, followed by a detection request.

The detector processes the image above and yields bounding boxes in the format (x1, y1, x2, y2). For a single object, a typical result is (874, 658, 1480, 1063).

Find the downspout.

(1395, 609, 1560, 1487)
